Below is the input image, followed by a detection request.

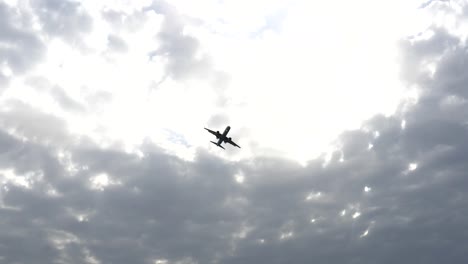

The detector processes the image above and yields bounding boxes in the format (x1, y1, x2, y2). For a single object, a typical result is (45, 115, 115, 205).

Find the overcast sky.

(1, 0, 468, 263)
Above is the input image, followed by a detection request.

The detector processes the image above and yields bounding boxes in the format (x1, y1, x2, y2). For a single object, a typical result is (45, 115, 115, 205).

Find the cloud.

(30, 0, 93, 43)
(145, 1, 231, 98)
(0, 2, 45, 88)
(50, 86, 87, 113)
(148, 2, 211, 80)
(0, 100, 71, 145)
(1, 1, 468, 264)
(107, 34, 128, 53)
(207, 113, 230, 128)
(24, 75, 113, 117)
(2, 76, 468, 263)
(101, 8, 149, 33)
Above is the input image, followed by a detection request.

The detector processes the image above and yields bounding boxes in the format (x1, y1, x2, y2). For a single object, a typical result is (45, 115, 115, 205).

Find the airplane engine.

(228, 137, 231, 141)
(216, 131, 220, 138)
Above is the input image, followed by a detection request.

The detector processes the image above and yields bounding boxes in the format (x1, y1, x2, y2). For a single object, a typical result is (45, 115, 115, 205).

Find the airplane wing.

(226, 138, 241, 148)
(204, 127, 218, 137)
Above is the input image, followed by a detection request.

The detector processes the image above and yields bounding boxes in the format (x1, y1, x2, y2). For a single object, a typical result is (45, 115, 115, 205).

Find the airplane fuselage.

(215, 126, 231, 144)
(205, 125, 240, 149)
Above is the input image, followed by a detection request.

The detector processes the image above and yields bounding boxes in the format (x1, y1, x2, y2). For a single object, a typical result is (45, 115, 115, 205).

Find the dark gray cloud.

(398, 27, 460, 85)
(0, 126, 244, 263)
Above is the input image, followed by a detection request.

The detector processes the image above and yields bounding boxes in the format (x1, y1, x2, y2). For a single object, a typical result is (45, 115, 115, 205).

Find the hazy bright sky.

(2, 0, 428, 161)
(1, 0, 468, 263)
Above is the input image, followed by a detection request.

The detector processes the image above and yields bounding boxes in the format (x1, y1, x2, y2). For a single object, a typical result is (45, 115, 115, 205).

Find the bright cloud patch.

(1, 0, 430, 164)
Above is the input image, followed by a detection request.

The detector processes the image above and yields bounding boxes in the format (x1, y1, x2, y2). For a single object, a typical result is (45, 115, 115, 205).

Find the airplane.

(204, 126, 240, 149)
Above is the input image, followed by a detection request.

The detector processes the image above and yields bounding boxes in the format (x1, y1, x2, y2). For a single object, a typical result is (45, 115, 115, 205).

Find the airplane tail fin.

(211, 141, 225, 149)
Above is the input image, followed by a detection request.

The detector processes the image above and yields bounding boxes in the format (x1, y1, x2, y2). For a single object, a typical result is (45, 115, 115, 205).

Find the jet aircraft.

(204, 126, 240, 149)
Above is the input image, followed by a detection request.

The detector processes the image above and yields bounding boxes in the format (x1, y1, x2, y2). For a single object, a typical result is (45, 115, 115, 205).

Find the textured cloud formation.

(1, 0, 468, 264)
(0, 2, 45, 88)
(30, 0, 93, 42)
(145, 1, 231, 101)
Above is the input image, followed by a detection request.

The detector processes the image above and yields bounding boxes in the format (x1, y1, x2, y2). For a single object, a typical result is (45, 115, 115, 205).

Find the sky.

(1, 0, 468, 263)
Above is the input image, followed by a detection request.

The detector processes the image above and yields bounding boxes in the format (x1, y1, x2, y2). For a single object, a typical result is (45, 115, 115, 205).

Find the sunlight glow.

(0, 169, 29, 188)
(48, 229, 81, 251)
(1, 64, 12, 77)
(441, 95, 466, 108)
(83, 248, 101, 264)
(232, 222, 254, 241)
(67, 208, 94, 223)
(364, 186, 372, 193)
(56, 150, 84, 175)
(352, 212, 361, 219)
(4, 0, 431, 164)
(46, 185, 62, 197)
(374, 131, 380, 138)
(306, 191, 322, 201)
(409, 163, 418, 171)
(2, 0, 18, 6)
(218, 0, 425, 162)
(234, 172, 245, 184)
(89, 173, 120, 191)
(91, 173, 109, 189)
(360, 229, 369, 238)
(280, 231, 294, 240)
(0, 168, 43, 189)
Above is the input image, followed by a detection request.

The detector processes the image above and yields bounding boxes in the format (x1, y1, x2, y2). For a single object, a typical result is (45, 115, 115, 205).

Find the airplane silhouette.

(204, 126, 240, 149)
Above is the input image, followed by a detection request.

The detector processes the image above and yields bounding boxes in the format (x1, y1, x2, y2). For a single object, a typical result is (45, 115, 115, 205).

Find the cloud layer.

(1, 0, 468, 263)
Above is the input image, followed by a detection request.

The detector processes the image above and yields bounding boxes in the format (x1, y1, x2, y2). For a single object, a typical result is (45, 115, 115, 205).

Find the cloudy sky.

(1, 0, 468, 263)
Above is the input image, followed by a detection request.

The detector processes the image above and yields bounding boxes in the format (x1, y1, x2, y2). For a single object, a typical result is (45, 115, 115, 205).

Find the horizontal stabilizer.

(211, 141, 225, 149)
